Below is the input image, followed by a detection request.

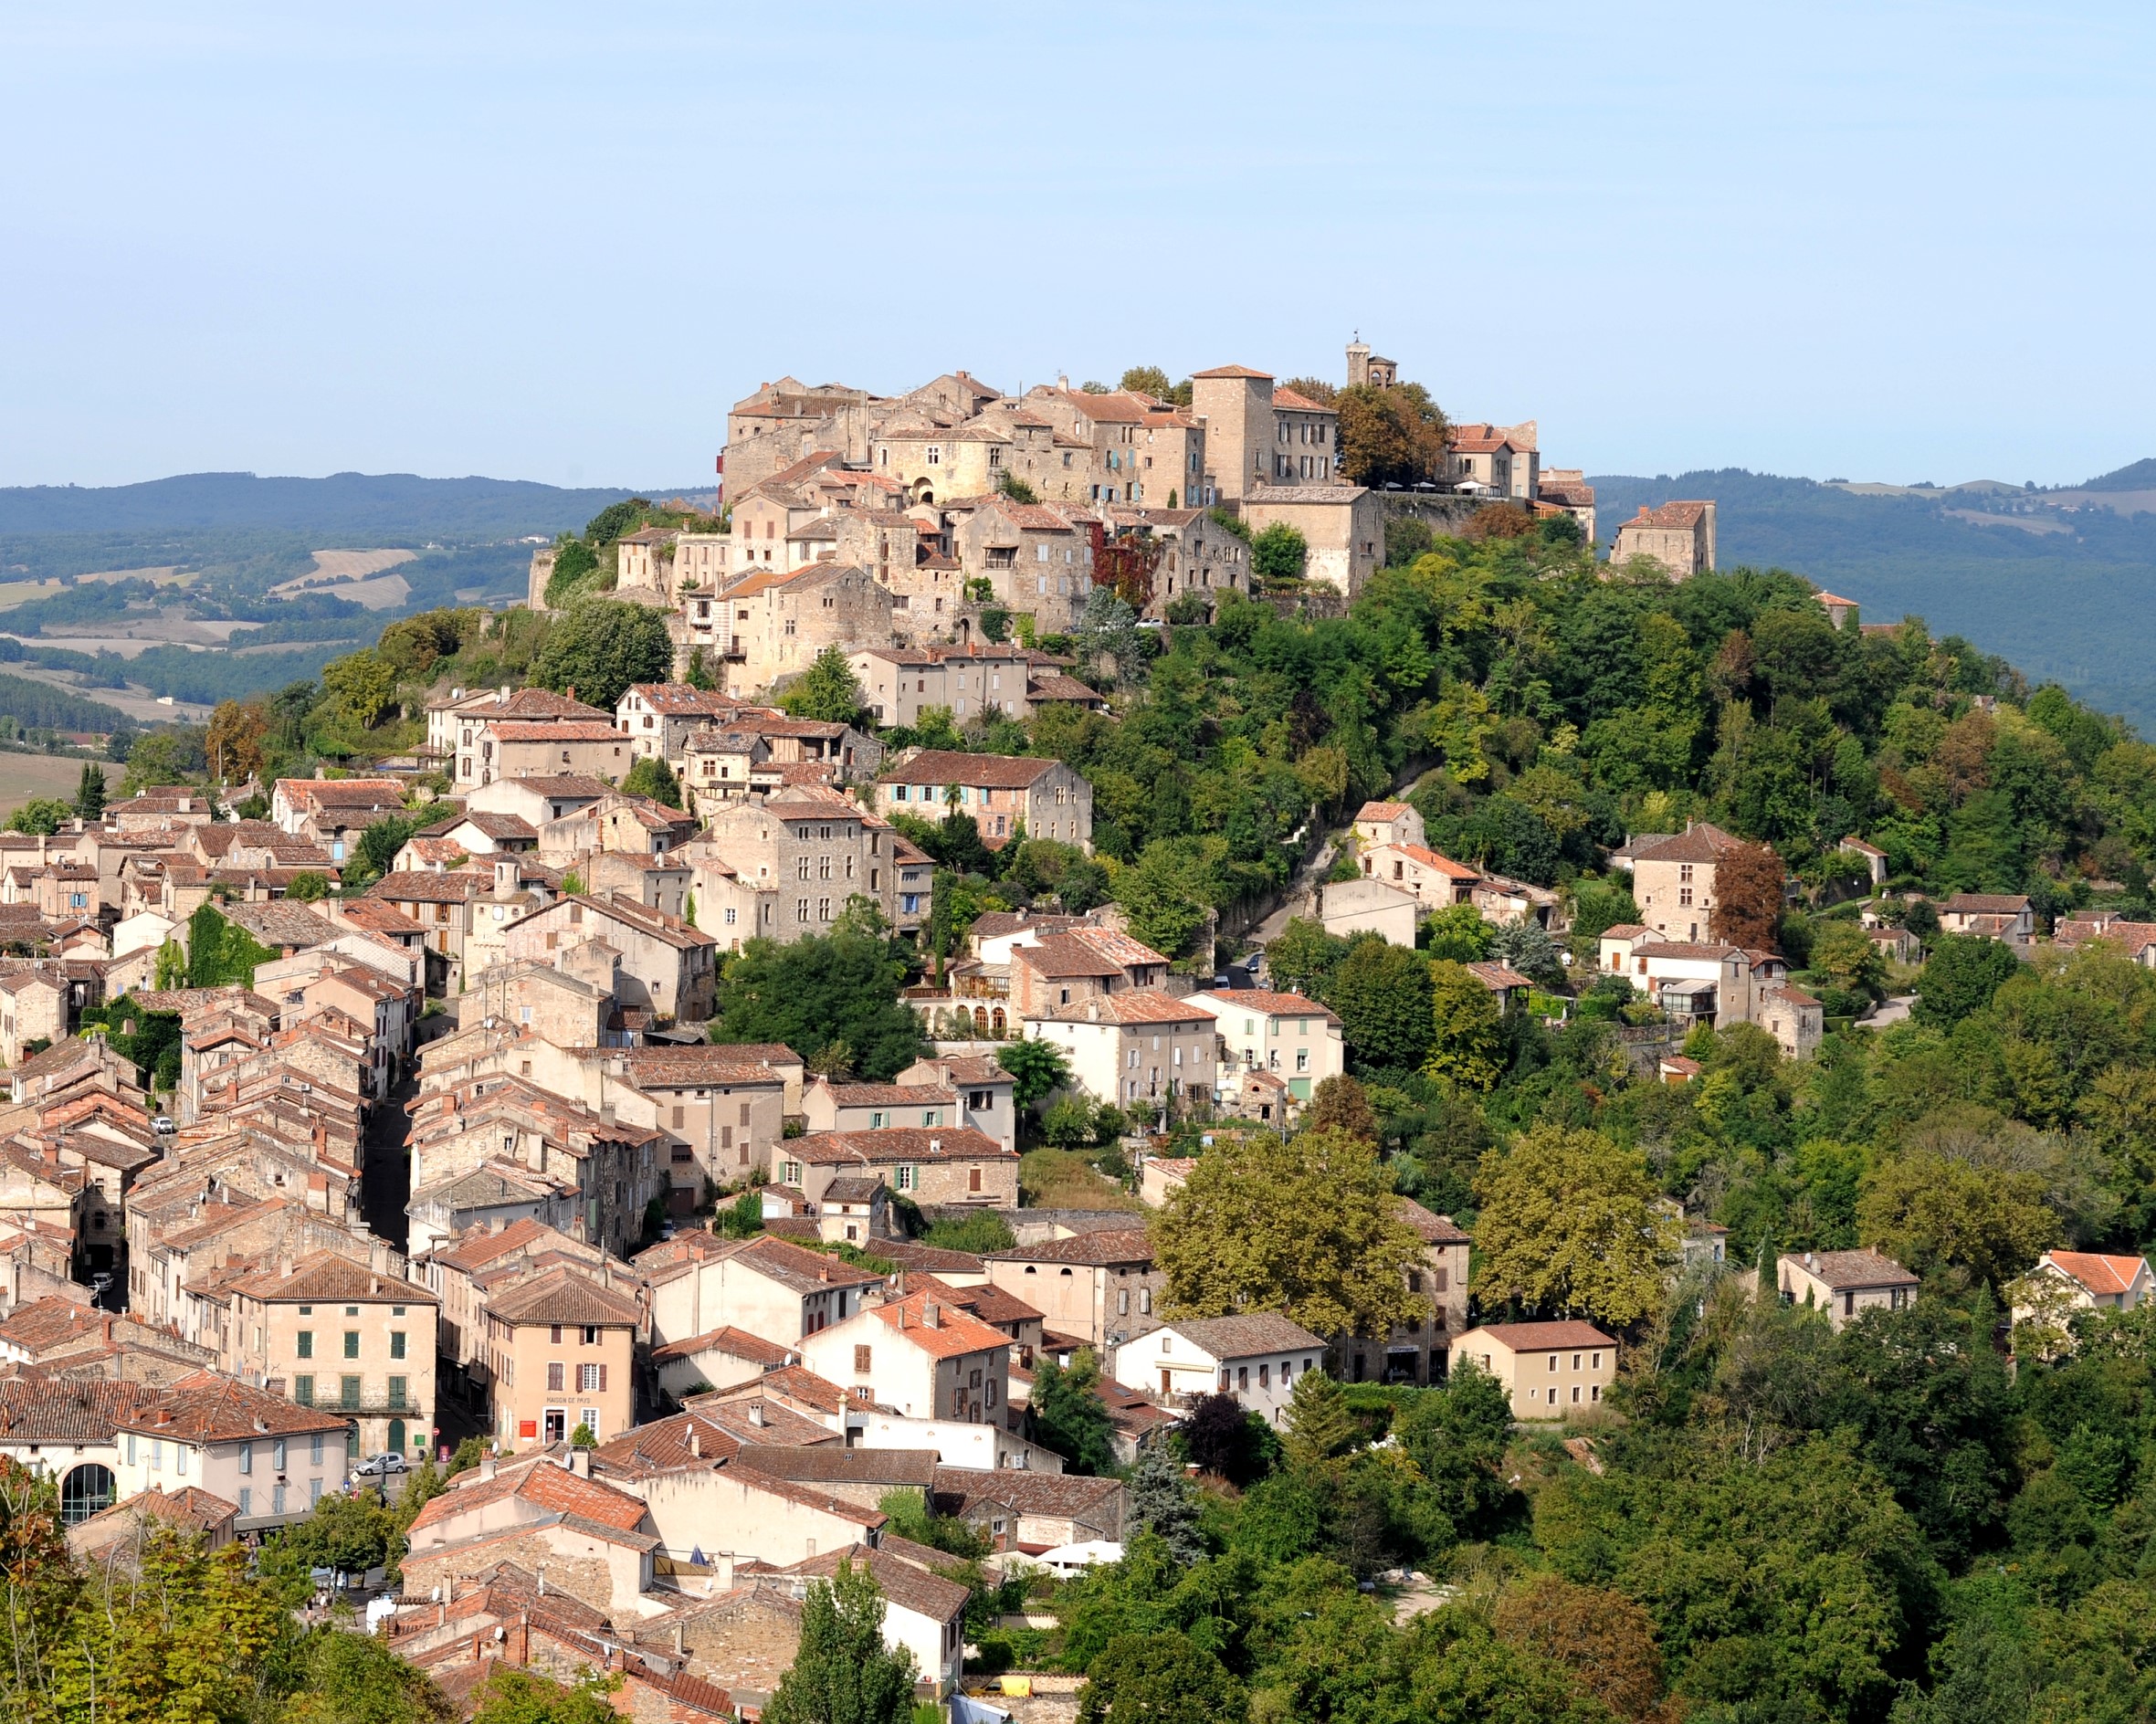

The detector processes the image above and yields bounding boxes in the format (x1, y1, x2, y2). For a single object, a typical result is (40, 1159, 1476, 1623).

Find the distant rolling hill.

(1589, 466, 2156, 733)
(0, 471, 648, 541)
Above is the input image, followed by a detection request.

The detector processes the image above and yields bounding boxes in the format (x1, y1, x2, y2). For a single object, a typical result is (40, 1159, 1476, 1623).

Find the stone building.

(875, 749, 1091, 850)
(726, 562, 895, 698)
(1610, 500, 1718, 577)
(1239, 485, 1383, 597)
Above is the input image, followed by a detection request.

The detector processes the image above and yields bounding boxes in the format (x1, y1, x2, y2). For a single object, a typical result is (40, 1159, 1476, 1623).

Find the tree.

(1855, 1149, 2056, 1288)
(1181, 1393, 1274, 1487)
(471, 1667, 620, 1724)
(1266, 918, 1349, 999)
(1028, 1348, 1119, 1475)
(1124, 1450, 1205, 1566)
(1327, 938, 1436, 1073)
(1709, 839, 1786, 950)
(73, 761, 106, 820)
(715, 930, 926, 1081)
(1280, 1368, 1356, 1474)
(1915, 933, 2024, 1028)
(763, 1560, 918, 1724)
(777, 646, 868, 726)
(544, 537, 603, 607)
(287, 870, 330, 901)
(1425, 960, 1506, 1089)
(1153, 1127, 1429, 1336)
(1251, 523, 1309, 588)
(531, 596, 674, 712)
(121, 729, 198, 794)
(186, 901, 281, 989)
(1814, 919, 1888, 997)
(1490, 1574, 1667, 1723)
(1303, 1073, 1377, 1142)
(621, 753, 684, 808)
(205, 698, 268, 783)
(1396, 1364, 1517, 1537)
(1119, 365, 1175, 401)
(5, 798, 71, 836)
(281, 1623, 458, 1724)
(1078, 1632, 1246, 1724)
(1473, 1122, 1677, 1327)
(997, 1037, 1071, 1112)
(1489, 918, 1565, 987)
(1111, 838, 1219, 962)
(322, 648, 400, 730)
(348, 812, 420, 889)
(1334, 383, 1448, 489)
(1423, 900, 1493, 962)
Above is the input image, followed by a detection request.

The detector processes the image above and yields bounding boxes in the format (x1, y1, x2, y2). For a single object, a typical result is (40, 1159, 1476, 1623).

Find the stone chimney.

(688, 1427, 700, 1459)
(923, 1301, 941, 1329)
(715, 1552, 734, 1592)
(748, 1402, 766, 1428)
(479, 1452, 497, 1480)
(569, 1447, 591, 1477)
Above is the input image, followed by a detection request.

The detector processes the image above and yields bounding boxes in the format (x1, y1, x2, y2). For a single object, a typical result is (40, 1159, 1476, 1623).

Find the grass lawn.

(1017, 1147, 1144, 1213)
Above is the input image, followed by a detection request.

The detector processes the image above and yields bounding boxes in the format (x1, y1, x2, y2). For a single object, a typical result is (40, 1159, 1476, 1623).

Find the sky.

(4, 2, 2153, 492)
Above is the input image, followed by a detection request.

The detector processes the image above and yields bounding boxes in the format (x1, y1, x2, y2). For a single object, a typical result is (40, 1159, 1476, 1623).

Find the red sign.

(519, 1420, 539, 1439)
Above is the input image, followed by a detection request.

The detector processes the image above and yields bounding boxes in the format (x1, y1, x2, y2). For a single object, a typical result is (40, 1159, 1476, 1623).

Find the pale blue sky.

(4, 2, 2152, 491)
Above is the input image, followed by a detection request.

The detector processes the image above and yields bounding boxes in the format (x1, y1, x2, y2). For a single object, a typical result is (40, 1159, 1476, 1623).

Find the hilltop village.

(5, 342, 2156, 1724)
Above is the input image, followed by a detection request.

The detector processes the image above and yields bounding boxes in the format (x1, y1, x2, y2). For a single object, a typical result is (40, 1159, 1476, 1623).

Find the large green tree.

(1152, 1126, 1428, 1336)
(776, 646, 868, 725)
(1915, 932, 2025, 1028)
(764, 1561, 919, 1724)
(531, 596, 674, 713)
(1473, 1123, 1677, 1327)
(715, 930, 926, 1081)
(1327, 938, 1436, 1073)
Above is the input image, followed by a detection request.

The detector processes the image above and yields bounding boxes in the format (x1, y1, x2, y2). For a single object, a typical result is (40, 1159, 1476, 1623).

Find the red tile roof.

(1463, 1319, 1615, 1351)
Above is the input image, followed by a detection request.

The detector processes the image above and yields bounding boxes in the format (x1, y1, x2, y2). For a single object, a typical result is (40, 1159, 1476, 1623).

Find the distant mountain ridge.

(1588, 467, 2156, 732)
(0, 471, 650, 541)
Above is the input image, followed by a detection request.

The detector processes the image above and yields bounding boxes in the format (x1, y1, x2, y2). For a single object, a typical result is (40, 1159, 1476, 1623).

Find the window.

(855, 1344, 873, 1372)
(583, 1326, 599, 1345)
(1258, 1363, 1269, 1387)
(296, 1330, 313, 1359)
(1548, 1355, 1559, 1372)
(896, 1165, 914, 1191)
(1236, 1367, 1249, 1389)
(389, 1377, 408, 1410)
(273, 1484, 286, 1517)
(577, 1363, 605, 1392)
(390, 1330, 406, 1360)
(551, 1325, 563, 1344)
(343, 1331, 359, 1359)
(1119, 1289, 1130, 1314)
(310, 1433, 323, 1465)
(548, 1361, 564, 1392)
(341, 1377, 360, 1409)
(294, 1375, 315, 1406)
(1140, 1287, 1152, 1314)
(237, 1487, 251, 1517)
(273, 1439, 287, 1472)
(239, 1443, 252, 1476)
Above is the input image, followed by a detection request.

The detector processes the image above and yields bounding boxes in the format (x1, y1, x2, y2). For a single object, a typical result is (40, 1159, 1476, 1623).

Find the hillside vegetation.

(1592, 467, 2156, 730)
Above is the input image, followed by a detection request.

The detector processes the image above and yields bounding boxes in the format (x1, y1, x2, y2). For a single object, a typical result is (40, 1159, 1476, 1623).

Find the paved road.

(360, 1073, 418, 1251)
(1862, 993, 1918, 1029)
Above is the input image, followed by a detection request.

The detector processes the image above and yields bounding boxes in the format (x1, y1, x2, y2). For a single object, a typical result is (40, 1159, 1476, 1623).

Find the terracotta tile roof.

(714, 1364, 847, 1414)
(792, 1126, 1014, 1166)
(483, 1265, 644, 1329)
(409, 1455, 653, 1537)
(866, 1289, 1012, 1360)
(931, 1465, 1123, 1518)
(1189, 364, 1274, 380)
(1381, 842, 1481, 880)
(871, 1239, 989, 1277)
(1620, 500, 1712, 531)
(1466, 961, 1535, 991)
(737, 1445, 937, 1488)
(649, 1325, 799, 1368)
(1783, 1249, 1918, 1290)
(1193, 988, 1337, 1022)
(0, 1377, 160, 1441)
(1635, 941, 1748, 962)
(1010, 935, 1121, 979)
(1462, 1319, 1615, 1351)
(983, 1228, 1152, 1268)
(113, 1371, 351, 1443)
(1270, 386, 1335, 413)
(783, 1542, 969, 1622)
(1629, 823, 1746, 865)
(492, 773, 613, 799)
(1155, 1312, 1324, 1358)
(2043, 1250, 2151, 1297)
(1392, 1197, 1471, 1246)
(1028, 989, 1215, 1027)
(367, 869, 493, 904)
(602, 1045, 794, 1087)
(878, 750, 1057, 789)
(225, 1250, 435, 1307)
(904, 1273, 1041, 1328)
(1763, 984, 1822, 1008)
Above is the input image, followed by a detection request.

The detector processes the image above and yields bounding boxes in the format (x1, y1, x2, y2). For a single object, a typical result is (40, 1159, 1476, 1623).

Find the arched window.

(60, 1464, 114, 1526)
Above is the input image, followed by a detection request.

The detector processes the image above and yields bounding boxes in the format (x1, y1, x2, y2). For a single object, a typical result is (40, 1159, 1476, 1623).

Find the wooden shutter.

(598, 1363, 608, 1392)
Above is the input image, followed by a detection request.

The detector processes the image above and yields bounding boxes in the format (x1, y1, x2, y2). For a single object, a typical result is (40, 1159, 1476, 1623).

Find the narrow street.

(361, 1072, 418, 1253)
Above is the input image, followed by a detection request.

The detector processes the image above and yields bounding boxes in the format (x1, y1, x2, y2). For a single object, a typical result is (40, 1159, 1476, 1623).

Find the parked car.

(151, 1115, 175, 1134)
(351, 1453, 410, 1479)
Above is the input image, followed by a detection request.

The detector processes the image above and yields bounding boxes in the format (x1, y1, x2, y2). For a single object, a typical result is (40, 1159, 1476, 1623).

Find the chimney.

(1806, 1252, 1819, 1271)
(497, 686, 510, 705)
(569, 1447, 591, 1477)
(716, 1552, 735, 1592)
(923, 1301, 941, 1328)
(688, 1427, 700, 1459)
(673, 1623, 686, 1656)
(479, 1452, 497, 1480)
(536, 1566, 546, 1595)
(748, 1403, 765, 1427)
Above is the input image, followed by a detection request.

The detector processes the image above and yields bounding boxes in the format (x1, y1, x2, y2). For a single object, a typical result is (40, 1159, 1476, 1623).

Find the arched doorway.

(387, 1418, 406, 1456)
(991, 1007, 1006, 1036)
(60, 1463, 114, 1526)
